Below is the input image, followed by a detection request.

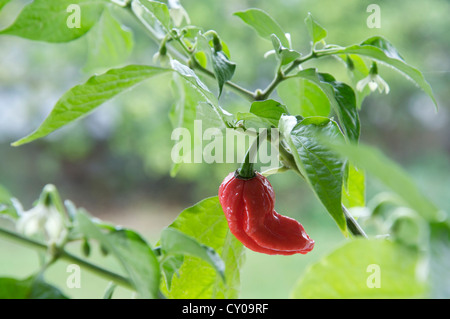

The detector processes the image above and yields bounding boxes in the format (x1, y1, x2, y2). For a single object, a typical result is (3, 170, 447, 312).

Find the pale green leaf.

(277, 77, 331, 117)
(161, 197, 245, 299)
(342, 162, 366, 208)
(0, 0, 106, 42)
(0, 0, 11, 11)
(161, 228, 225, 279)
(271, 34, 300, 65)
(325, 141, 443, 222)
(169, 73, 202, 176)
(332, 37, 437, 109)
(234, 8, 290, 48)
(291, 239, 427, 298)
(304, 12, 327, 44)
(131, 0, 171, 39)
(84, 9, 134, 71)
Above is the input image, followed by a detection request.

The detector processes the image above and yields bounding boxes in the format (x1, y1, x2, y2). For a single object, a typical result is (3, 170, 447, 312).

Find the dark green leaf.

(12, 65, 170, 146)
(194, 32, 236, 97)
(283, 116, 347, 234)
(291, 68, 360, 141)
(234, 8, 290, 48)
(304, 12, 327, 44)
(211, 49, 236, 96)
(0, 0, 106, 42)
(76, 211, 160, 299)
(0, 276, 69, 299)
(271, 34, 300, 65)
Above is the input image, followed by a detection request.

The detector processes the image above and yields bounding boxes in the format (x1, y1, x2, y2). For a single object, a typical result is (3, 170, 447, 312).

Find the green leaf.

(277, 77, 331, 117)
(325, 141, 443, 222)
(171, 60, 231, 127)
(84, 9, 134, 71)
(0, 0, 106, 42)
(340, 54, 370, 109)
(76, 211, 160, 299)
(169, 73, 203, 176)
(131, 0, 171, 39)
(332, 36, 437, 109)
(161, 228, 225, 279)
(12, 65, 170, 146)
(237, 99, 288, 130)
(283, 116, 347, 234)
(361, 36, 404, 60)
(195, 32, 236, 97)
(249, 99, 288, 126)
(271, 34, 300, 66)
(102, 282, 117, 299)
(211, 49, 236, 96)
(0, 276, 69, 299)
(291, 68, 360, 141)
(342, 162, 366, 208)
(0, 184, 18, 220)
(291, 238, 427, 298)
(160, 255, 184, 290)
(304, 12, 327, 44)
(429, 222, 450, 298)
(0, 0, 11, 11)
(234, 8, 290, 48)
(160, 197, 245, 299)
(167, 0, 190, 27)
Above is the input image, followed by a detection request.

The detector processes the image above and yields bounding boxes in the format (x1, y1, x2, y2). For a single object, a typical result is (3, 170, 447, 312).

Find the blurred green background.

(0, 0, 449, 298)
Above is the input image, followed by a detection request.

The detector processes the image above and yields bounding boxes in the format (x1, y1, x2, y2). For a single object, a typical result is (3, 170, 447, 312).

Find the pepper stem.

(237, 130, 268, 179)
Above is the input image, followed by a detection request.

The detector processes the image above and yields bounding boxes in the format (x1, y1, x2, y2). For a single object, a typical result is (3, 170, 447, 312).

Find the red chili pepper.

(219, 171, 314, 255)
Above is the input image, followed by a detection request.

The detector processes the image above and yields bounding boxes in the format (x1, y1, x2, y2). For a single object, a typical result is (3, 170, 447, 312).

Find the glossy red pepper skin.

(218, 171, 314, 255)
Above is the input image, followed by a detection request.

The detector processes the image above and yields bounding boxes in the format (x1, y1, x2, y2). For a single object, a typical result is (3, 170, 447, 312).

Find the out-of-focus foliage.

(0, 0, 448, 298)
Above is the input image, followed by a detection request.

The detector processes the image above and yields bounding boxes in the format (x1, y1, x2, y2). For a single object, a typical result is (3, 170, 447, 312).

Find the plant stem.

(0, 227, 133, 290)
(283, 52, 317, 75)
(256, 52, 318, 101)
(237, 130, 269, 179)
